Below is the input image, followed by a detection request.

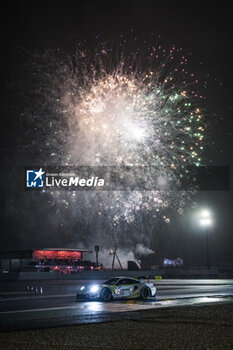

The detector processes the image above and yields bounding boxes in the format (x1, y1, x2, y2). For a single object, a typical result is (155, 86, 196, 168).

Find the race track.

(0, 279, 233, 331)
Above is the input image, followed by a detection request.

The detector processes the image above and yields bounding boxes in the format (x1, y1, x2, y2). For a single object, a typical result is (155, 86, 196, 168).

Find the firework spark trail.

(19, 40, 206, 251)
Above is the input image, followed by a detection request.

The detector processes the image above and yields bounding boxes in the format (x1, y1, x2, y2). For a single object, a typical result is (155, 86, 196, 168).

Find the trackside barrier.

(1, 268, 232, 280)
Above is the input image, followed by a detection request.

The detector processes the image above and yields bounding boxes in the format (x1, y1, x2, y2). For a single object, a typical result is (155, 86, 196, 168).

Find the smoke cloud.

(135, 243, 154, 256)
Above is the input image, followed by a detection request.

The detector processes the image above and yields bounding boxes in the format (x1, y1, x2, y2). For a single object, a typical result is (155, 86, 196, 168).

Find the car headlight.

(90, 285, 100, 294)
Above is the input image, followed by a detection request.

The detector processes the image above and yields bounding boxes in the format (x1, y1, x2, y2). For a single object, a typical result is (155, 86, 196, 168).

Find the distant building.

(0, 248, 102, 274)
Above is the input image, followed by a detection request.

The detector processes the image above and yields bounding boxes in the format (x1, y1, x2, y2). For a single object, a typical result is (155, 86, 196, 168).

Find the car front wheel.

(100, 287, 112, 301)
(140, 286, 151, 299)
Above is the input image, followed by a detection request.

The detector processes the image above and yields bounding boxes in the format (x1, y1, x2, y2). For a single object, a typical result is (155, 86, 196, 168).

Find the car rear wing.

(137, 275, 154, 283)
(138, 275, 162, 283)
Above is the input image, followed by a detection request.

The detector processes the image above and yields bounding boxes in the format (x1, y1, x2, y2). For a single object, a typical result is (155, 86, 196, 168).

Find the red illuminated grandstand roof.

(0, 249, 92, 260)
(32, 248, 92, 260)
(39, 248, 92, 252)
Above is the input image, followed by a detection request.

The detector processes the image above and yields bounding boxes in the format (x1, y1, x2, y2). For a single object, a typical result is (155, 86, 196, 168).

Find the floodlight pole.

(206, 228, 210, 270)
(198, 209, 212, 270)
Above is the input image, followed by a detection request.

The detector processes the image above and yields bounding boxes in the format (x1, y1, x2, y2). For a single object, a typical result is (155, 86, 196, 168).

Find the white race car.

(77, 276, 156, 301)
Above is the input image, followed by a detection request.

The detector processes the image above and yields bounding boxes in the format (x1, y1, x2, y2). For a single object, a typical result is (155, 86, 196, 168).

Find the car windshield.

(116, 278, 140, 285)
(103, 278, 119, 285)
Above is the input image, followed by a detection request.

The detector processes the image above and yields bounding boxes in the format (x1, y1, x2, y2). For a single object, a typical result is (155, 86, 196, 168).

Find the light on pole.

(198, 209, 213, 269)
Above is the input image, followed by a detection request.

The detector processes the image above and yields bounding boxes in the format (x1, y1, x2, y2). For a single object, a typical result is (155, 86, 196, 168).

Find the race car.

(76, 276, 156, 301)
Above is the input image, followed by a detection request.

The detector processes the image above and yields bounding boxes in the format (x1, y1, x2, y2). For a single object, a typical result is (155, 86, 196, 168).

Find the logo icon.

(26, 168, 45, 188)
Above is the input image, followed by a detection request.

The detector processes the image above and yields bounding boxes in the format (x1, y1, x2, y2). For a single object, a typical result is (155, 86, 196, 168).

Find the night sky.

(1, 1, 233, 267)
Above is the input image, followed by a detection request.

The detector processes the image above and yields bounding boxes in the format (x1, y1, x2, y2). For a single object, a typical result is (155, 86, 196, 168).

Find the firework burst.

(18, 39, 206, 249)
